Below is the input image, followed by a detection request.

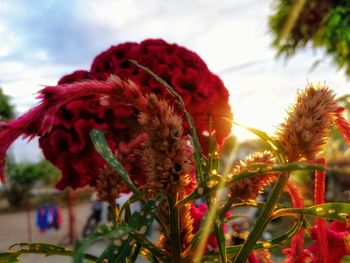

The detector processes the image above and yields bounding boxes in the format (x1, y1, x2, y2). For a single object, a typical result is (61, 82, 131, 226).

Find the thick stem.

(168, 196, 182, 263)
(233, 173, 289, 263)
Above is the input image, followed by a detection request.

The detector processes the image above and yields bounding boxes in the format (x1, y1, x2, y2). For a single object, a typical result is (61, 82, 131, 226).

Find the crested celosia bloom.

(306, 221, 350, 262)
(90, 39, 232, 148)
(37, 39, 232, 189)
(228, 151, 277, 201)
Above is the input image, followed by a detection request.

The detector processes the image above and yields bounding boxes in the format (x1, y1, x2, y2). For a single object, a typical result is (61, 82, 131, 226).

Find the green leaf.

(90, 129, 143, 200)
(131, 233, 170, 261)
(328, 13, 341, 28)
(129, 195, 164, 229)
(214, 219, 227, 263)
(129, 243, 142, 262)
(96, 243, 118, 263)
(274, 202, 350, 222)
(117, 195, 166, 262)
(74, 224, 132, 263)
(0, 242, 97, 263)
(0, 252, 20, 263)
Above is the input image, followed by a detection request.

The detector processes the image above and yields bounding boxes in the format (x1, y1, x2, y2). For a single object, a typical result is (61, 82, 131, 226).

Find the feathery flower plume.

(138, 94, 196, 253)
(139, 94, 194, 197)
(96, 165, 126, 203)
(0, 104, 51, 183)
(0, 76, 148, 188)
(96, 133, 148, 202)
(112, 133, 148, 187)
(277, 84, 340, 162)
(228, 151, 277, 202)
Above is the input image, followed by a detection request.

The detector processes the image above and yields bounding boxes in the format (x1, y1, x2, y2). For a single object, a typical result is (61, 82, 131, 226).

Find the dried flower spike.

(277, 84, 340, 162)
(228, 151, 277, 202)
(96, 165, 125, 203)
(140, 94, 194, 197)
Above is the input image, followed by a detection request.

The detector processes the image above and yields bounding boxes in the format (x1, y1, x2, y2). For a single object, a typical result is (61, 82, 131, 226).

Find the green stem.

(168, 197, 182, 263)
(110, 202, 119, 224)
(219, 196, 235, 220)
(223, 214, 247, 223)
(233, 173, 290, 263)
(272, 208, 304, 219)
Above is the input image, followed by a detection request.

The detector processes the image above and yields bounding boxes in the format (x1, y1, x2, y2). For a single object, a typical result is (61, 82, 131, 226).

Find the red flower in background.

(307, 221, 350, 262)
(0, 39, 232, 190)
(190, 202, 231, 252)
(39, 39, 232, 189)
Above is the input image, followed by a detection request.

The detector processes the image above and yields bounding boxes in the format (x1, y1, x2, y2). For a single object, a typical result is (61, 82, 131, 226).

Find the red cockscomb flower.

(307, 221, 350, 262)
(39, 39, 232, 189)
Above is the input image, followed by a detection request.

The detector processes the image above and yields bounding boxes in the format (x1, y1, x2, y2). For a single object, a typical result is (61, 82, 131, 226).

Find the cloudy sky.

(0, 0, 349, 162)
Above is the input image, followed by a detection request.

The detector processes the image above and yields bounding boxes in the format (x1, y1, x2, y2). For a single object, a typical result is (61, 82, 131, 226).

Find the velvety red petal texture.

(89, 39, 232, 151)
(307, 221, 350, 263)
(38, 39, 232, 189)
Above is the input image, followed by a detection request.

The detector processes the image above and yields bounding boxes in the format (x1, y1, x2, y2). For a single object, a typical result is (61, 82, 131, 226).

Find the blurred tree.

(0, 87, 14, 121)
(269, 0, 350, 77)
(5, 160, 60, 207)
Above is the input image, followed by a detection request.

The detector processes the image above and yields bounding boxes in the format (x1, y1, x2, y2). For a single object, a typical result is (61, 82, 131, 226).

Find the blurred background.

(0, 0, 349, 262)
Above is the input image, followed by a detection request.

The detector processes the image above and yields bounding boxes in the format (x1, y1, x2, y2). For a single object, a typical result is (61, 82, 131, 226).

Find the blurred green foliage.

(0, 87, 14, 121)
(270, 0, 350, 77)
(5, 160, 60, 207)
